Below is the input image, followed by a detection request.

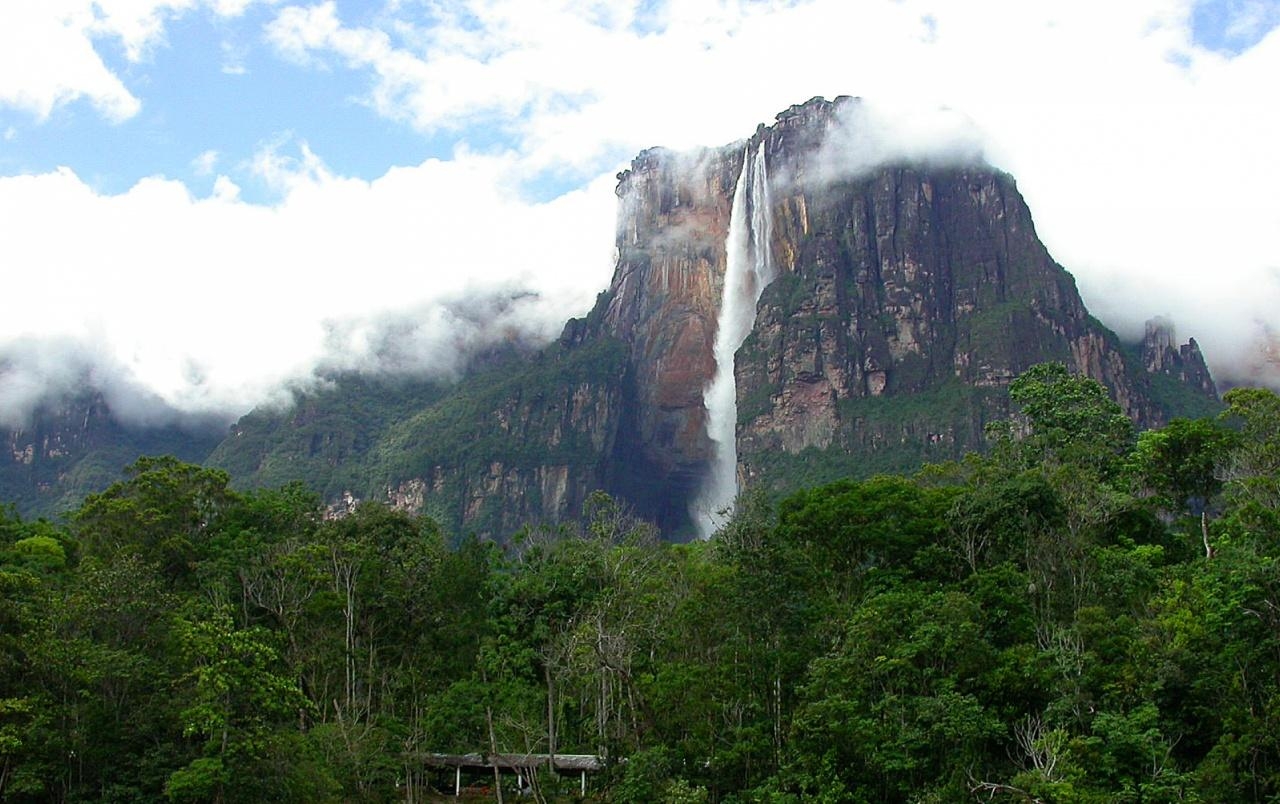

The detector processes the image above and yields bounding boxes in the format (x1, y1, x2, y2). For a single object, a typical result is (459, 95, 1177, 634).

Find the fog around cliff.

(808, 94, 1280, 391)
(0, 337, 216, 432)
(809, 100, 988, 185)
(0, 159, 617, 427)
(1, 0, 1277, 429)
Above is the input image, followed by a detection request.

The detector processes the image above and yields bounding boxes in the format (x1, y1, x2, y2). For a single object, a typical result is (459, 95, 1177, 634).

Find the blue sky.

(1, 3, 442, 200)
(1, 0, 1278, 423)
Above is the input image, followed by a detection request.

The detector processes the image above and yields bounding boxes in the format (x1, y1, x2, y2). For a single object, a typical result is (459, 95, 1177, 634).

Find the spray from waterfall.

(693, 142, 775, 539)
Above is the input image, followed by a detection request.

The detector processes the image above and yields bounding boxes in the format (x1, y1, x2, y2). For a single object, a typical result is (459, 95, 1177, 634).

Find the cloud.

(192, 149, 219, 176)
(0, 336, 201, 431)
(316, 291, 560, 379)
(0, 0, 264, 122)
(803, 98, 987, 187)
(0, 143, 616, 425)
(265, 0, 1277, 391)
(0, 2, 142, 122)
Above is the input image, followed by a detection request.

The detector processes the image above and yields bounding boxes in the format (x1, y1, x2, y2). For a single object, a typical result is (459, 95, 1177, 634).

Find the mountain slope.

(1, 391, 222, 517)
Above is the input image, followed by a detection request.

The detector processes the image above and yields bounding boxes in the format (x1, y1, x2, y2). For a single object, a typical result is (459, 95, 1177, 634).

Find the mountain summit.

(560, 96, 1216, 535)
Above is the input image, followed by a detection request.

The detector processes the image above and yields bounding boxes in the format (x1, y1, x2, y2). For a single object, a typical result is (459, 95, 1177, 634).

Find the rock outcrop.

(1142, 316, 1217, 398)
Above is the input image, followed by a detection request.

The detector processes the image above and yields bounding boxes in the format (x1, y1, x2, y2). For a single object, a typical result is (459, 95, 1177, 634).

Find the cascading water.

(693, 142, 775, 539)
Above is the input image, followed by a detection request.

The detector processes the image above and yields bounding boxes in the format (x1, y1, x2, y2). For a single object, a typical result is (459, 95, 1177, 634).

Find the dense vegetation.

(205, 336, 630, 536)
(3, 364, 1280, 802)
(0, 403, 222, 519)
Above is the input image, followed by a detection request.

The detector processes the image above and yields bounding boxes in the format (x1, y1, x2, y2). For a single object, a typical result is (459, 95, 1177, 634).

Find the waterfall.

(693, 142, 775, 539)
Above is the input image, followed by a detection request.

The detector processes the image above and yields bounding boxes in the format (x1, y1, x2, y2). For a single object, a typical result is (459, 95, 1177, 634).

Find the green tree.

(1220, 387, 1280, 531)
(784, 586, 1003, 801)
(168, 608, 325, 802)
(1130, 417, 1239, 558)
(73, 456, 236, 587)
(1007, 362, 1135, 476)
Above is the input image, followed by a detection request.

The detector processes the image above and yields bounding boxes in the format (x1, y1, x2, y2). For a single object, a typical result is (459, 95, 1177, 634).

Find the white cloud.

(211, 174, 241, 201)
(258, 0, 1280, 387)
(0, 144, 616, 419)
(0, 0, 265, 122)
(192, 149, 219, 175)
(0, 1, 142, 121)
(264, 1, 345, 66)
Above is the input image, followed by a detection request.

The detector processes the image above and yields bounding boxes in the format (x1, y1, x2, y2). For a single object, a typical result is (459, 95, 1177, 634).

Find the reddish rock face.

(603, 147, 737, 476)
(359, 95, 1219, 536)
(585, 96, 1218, 514)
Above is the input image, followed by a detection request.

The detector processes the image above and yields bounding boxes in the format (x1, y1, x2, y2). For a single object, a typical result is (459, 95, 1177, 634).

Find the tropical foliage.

(2, 366, 1279, 802)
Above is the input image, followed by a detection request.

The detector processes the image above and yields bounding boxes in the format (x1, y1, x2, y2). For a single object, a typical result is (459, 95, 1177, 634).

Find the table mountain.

(4, 97, 1219, 536)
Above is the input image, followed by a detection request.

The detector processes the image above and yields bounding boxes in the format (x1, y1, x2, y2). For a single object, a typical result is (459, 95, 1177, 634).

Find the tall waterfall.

(693, 142, 775, 539)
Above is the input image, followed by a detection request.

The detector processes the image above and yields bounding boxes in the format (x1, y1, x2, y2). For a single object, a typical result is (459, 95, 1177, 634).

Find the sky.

(1, 0, 1278, 428)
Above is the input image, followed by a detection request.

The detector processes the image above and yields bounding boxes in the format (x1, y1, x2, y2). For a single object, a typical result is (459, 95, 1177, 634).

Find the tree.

(168, 608, 324, 803)
(1007, 362, 1134, 477)
(73, 456, 236, 587)
(783, 586, 1003, 801)
(1220, 387, 1280, 527)
(774, 475, 957, 598)
(1130, 417, 1239, 557)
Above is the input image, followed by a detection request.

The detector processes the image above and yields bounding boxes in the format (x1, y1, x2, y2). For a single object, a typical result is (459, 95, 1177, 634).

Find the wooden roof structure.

(421, 752, 605, 773)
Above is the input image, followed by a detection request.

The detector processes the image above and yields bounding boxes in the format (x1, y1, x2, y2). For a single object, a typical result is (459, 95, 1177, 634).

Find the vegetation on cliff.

(2, 366, 1279, 802)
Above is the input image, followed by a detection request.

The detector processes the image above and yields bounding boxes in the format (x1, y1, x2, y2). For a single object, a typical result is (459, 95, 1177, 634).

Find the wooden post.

(581, 769, 586, 797)
(454, 766, 461, 797)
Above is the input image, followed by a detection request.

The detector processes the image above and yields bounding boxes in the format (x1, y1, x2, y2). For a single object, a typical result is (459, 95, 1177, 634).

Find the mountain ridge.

(1, 97, 1221, 532)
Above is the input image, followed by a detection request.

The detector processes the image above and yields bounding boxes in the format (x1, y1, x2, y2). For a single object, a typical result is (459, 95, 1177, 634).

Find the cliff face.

(1, 392, 222, 516)
(591, 145, 739, 525)
(582, 96, 1217, 515)
(1142, 317, 1217, 397)
(204, 335, 632, 539)
(0, 98, 1222, 532)
(368, 345, 627, 536)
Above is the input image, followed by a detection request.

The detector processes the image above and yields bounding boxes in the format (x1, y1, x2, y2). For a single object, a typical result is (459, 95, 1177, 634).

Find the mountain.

(557, 96, 1220, 533)
(2, 97, 1219, 534)
(207, 96, 1217, 538)
(1, 390, 222, 517)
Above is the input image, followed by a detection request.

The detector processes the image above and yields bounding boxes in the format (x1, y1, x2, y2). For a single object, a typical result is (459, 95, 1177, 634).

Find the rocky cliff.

(1, 391, 222, 516)
(205, 335, 631, 538)
(1142, 317, 1216, 396)
(571, 96, 1217, 531)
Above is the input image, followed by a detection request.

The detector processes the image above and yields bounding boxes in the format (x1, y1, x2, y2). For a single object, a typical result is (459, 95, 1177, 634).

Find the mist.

(790, 97, 1280, 392)
(0, 336, 215, 432)
(0, 153, 618, 430)
(808, 97, 988, 185)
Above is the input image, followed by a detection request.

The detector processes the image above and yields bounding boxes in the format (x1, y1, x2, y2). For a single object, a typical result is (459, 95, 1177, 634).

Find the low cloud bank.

(0, 150, 617, 429)
(812, 98, 987, 184)
(0, 337, 200, 431)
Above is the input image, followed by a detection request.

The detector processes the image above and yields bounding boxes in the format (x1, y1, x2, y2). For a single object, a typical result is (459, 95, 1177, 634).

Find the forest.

(2, 362, 1280, 803)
